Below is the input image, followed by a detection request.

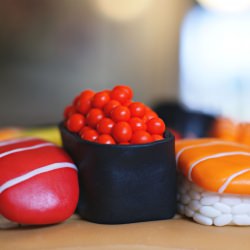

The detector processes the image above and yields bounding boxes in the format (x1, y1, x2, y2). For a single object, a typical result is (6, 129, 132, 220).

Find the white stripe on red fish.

(0, 162, 77, 194)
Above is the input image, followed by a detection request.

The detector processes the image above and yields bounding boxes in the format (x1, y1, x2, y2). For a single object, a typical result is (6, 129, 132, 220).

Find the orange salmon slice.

(175, 138, 250, 195)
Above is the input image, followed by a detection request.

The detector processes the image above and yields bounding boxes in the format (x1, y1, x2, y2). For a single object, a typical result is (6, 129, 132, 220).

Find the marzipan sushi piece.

(0, 137, 79, 225)
(176, 138, 250, 226)
(60, 123, 177, 224)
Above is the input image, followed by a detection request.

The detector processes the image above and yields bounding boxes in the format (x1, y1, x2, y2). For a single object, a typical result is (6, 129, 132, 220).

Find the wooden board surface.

(1, 214, 249, 250)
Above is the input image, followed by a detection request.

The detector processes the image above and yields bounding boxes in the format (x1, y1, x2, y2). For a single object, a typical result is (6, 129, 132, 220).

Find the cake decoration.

(60, 85, 176, 224)
(63, 85, 166, 145)
(176, 138, 250, 226)
(0, 137, 79, 225)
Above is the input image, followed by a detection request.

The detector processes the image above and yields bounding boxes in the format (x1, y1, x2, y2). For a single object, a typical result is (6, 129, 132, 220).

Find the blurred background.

(1, 0, 250, 142)
(0, 0, 192, 126)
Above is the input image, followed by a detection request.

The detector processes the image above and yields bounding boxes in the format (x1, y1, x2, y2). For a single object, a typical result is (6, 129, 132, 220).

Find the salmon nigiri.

(176, 138, 250, 226)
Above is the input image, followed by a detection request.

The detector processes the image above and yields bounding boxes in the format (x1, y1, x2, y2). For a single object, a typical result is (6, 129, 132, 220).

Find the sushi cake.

(176, 138, 250, 226)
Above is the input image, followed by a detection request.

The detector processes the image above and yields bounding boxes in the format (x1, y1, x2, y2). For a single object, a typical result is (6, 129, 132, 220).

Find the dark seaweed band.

(59, 122, 176, 224)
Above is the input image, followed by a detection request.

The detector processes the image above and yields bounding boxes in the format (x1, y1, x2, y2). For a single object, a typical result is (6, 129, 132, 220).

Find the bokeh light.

(93, 0, 153, 21)
(197, 0, 250, 13)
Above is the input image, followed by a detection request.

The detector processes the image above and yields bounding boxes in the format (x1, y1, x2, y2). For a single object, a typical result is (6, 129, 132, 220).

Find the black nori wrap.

(59, 123, 176, 224)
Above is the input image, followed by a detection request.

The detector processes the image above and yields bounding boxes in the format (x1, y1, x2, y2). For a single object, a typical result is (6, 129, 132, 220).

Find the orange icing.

(212, 118, 250, 146)
(176, 139, 250, 195)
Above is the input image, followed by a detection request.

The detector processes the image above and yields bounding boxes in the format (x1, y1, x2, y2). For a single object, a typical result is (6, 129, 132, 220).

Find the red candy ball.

(79, 89, 95, 100)
(147, 118, 166, 135)
(76, 97, 92, 115)
(142, 110, 158, 123)
(131, 131, 153, 144)
(129, 117, 147, 132)
(110, 88, 130, 104)
(64, 105, 76, 119)
(111, 106, 131, 122)
(112, 122, 132, 143)
(113, 85, 133, 100)
(67, 114, 85, 132)
(97, 134, 116, 144)
(103, 100, 120, 116)
(129, 102, 145, 118)
(81, 129, 98, 142)
(86, 109, 104, 128)
(63, 85, 167, 145)
(92, 91, 110, 109)
(97, 118, 115, 135)
(151, 134, 164, 141)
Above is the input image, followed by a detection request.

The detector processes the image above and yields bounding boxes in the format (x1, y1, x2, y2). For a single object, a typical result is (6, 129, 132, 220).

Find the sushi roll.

(176, 138, 250, 226)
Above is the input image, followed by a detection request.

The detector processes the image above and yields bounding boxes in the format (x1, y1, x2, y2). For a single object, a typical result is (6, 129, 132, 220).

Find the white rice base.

(177, 174, 250, 226)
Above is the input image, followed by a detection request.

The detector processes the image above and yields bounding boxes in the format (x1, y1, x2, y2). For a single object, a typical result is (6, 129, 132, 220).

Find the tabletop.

(1, 214, 249, 250)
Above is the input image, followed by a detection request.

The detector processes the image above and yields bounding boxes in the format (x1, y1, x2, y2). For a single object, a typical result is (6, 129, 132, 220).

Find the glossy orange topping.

(212, 118, 250, 146)
(176, 138, 250, 195)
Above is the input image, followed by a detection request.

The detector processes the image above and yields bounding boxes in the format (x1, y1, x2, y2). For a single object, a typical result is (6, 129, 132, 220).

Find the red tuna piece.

(0, 137, 79, 225)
